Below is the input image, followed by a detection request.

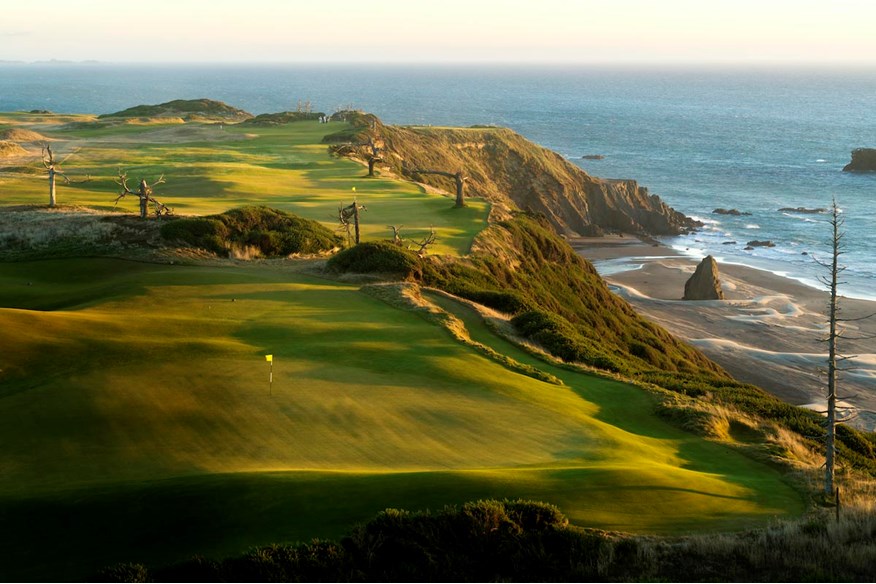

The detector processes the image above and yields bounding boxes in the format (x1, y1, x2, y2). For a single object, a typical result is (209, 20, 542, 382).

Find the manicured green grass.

(0, 258, 803, 580)
(0, 116, 489, 255)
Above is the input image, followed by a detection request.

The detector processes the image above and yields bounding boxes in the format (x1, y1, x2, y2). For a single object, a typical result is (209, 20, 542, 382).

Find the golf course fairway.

(0, 258, 803, 580)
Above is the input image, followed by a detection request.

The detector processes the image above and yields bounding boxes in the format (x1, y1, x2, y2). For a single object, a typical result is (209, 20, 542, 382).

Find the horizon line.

(2, 59, 876, 69)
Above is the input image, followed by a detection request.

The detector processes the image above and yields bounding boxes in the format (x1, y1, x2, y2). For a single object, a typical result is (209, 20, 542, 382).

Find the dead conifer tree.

(114, 170, 173, 219)
(820, 201, 843, 498)
(365, 138, 382, 177)
(337, 200, 366, 245)
(329, 138, 383, 177)
(410, 225, 437, 256)
(812, 198, 874, 499)
(408, 166, 468, 207)
(388, 225, 404, 246)
(41, 144, 87, 207)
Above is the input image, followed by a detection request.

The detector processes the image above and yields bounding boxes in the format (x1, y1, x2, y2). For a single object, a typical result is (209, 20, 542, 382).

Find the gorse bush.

(160, 206, 341, 258)
(326, 240, 423, 278)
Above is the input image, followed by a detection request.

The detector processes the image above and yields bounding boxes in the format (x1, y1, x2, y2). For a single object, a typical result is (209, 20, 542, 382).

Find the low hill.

(326, 112, 698, 237)
(0, 128, 50, 142)
(99, 99, 253, 123)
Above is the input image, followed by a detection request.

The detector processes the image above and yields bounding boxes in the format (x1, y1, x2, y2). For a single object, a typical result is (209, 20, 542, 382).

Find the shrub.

(326, 241, 423, 279)
(160, 206, 341, 258)
(94, 562, 149, 583)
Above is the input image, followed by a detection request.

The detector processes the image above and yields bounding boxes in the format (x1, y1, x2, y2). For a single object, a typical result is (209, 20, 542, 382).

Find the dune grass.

(0, 116, 488, 256)
(0, 258, 803, 580)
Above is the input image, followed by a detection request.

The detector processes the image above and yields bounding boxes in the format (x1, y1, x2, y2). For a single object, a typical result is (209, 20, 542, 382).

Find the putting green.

(0, 258, 803, 580)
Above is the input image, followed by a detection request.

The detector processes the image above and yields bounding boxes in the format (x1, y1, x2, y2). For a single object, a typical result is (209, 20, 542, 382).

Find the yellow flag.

(351, 186, 356, 192)
(265, 354, 273, 362)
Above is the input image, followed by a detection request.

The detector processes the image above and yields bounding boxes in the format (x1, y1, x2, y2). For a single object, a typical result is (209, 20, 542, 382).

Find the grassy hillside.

(0, 257, 804, 580)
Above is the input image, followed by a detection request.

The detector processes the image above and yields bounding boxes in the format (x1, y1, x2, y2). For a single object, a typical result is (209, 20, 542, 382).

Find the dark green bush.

(101, 496, 876, 582)
(94, 562, 149, 583)
(160, 206, 341, 257)
(450, 287, 532, 315)
(326, 241, 423, 278)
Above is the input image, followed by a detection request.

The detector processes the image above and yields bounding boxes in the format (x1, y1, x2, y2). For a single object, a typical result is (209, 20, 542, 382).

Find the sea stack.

(843, 148, 876, 172)
(683, 256, 725, 300)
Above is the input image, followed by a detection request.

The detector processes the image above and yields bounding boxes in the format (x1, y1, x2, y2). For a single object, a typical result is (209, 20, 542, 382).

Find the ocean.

(1, 63, 874, 298)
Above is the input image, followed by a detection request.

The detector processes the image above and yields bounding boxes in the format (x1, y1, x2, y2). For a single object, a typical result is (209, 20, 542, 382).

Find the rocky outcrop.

(328, 114, 699, 237)
(713, 208, 751, 216)
(747, 240, 775, 248)
(843, 148, 876, 172)
(683, 256, 724, 301)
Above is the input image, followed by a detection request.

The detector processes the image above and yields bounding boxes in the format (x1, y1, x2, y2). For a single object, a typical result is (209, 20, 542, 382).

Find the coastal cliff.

(843, 148, 876, 172)
(327, 113, 698, 237)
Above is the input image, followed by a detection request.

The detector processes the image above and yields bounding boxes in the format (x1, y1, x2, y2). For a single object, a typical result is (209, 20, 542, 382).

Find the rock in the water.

(843, 148, 876, 172)
(747, 240, 775, 247)
(713, 208, 751, 216)
(581, 154, 605, 160)
(779, 207, 827, 214)
(683, 255, 725, 301)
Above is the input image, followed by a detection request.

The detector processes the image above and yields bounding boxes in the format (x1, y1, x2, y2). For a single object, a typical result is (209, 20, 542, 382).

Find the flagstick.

(269, 360, 273, 396)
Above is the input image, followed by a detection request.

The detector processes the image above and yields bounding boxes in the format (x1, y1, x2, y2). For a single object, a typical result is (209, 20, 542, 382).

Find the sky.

(1, 0, 874, 65)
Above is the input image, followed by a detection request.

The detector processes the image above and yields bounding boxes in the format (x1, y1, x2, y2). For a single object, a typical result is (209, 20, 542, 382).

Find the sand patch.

(0, 140, 28, 157)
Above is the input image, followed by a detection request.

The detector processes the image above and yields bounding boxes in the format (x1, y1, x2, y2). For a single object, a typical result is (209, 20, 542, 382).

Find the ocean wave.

(689, 215, 721, 226)
(744, 224, 760, 229)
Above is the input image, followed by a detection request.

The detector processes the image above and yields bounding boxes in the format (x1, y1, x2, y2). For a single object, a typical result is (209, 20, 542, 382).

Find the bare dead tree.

(408, 166, 468, 207)
(337, 200, 366, 245)
(410, 225, 437, 256)
(330, 138, 383, 177)
(114, 170, 173, 219)
(40, 144, 87, 207)
(388, 225, 404, 246)
(813, 199, 846, 498)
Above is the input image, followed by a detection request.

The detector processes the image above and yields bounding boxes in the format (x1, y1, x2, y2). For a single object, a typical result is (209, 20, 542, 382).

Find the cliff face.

(843, 148, 876, 172)
(330, 114, 698, 236)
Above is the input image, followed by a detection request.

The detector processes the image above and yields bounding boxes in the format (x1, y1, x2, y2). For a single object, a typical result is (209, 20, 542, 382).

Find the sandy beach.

(572, 236, 876, 431)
